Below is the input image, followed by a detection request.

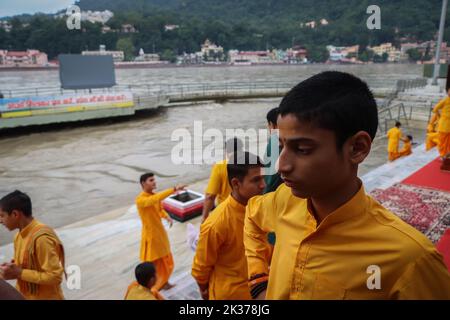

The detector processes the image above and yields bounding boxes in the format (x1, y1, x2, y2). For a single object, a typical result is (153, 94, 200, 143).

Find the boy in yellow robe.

(244, 71, 450, 300)
(125, 262, 165, 300)
(0, 190, 65, 300)
(136, 172, 186, 292)
(192, 152, 266, 300)
(386, 121, 403, 161)
(399, 135, 413, 158)
(202, 137, 243, 222)
(431, 91, 450, 157)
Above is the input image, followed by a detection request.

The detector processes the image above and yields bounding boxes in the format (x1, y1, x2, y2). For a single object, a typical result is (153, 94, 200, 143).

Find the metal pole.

(432, 0, 448, 85)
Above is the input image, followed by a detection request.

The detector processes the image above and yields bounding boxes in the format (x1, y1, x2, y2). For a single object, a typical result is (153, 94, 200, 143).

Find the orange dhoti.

(399, 149, 412, 157)
(151, 253, 174, 291)
(438, 132, 450, 157)
(426, 132, 439, 151)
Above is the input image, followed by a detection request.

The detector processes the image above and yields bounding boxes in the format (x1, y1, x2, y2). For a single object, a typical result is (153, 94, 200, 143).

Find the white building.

(305, 21, 316, 28)
(165, 25, 179, 31)
(82, 45, 124, 62)
(121, 24, 137, 33)
(135, 48, 160, 62)
(101, 26, 112, 33)
(0, 20, 12, 32)
(176, 52, 203, 65)
(81, 10, 114, 24)
(326, 45, 359, 62)
(201, 39, 224, 61)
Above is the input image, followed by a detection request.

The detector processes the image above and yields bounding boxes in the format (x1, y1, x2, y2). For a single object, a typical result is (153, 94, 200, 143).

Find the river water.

(0, 64, 423, 245)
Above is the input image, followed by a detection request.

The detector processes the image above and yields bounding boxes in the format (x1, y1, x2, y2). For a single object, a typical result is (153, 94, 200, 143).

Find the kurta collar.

(228, 194, 246, 213)
(307, 181, 368, 229)
(19, 218, 38, 238)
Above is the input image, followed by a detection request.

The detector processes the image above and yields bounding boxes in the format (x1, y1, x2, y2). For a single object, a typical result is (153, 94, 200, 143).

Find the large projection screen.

(59, 54, 116, 89)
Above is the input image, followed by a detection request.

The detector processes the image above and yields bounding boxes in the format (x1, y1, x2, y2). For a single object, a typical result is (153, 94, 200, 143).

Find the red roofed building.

(0, 49, 48, 67)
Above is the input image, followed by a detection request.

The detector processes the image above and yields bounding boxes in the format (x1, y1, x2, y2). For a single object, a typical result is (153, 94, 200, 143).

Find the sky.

(0, 0, 75, 18)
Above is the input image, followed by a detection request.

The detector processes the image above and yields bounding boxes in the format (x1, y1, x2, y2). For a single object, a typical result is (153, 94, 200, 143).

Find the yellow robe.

(151, 254, 174, 291)
(433, 96, 450, 133)
(205, 160, 231, 204)
(426, 112, 440, 151)
(136, 189, 175, 291)
(426, 132, 439, 151)
(192, 195, 251, 300)
(14, 219, 65, 300)
(124, 281, 164, 300)
(432, 97, 450, 156)
(399, 140, 412, 157)
(386, 127, 402, 161)
(244, 183, 450, 299)
(136, 189, 174, 262)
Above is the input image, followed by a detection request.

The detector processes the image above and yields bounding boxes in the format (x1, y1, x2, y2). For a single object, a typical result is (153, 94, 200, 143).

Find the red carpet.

(370, 183, 450, 243)
(436, 229, 450, 271)
(402, 157, 450, 192)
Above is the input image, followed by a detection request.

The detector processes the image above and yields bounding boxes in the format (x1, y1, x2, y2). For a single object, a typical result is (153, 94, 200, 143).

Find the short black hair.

(227, 151, 263, 185)
(135, 262, 156, 288)
(395, 121, 401, 127)
(407, 135, 413, 141)
(225, 137, 243, 155)
(278, 71, 378, 149)
(0, 190, 32, 217)
(266, 107, 279, 126)
(139, 172, 154, 185)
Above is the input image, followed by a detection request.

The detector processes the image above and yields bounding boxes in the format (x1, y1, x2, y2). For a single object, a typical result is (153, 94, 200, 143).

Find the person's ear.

(10, 210, 20, 219)
(347, 131, 372, 165)
(230, 177, 240, 190)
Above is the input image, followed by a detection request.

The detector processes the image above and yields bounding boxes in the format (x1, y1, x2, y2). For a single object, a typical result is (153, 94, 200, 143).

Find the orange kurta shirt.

(192, 195, 251, 300)
(14, 219, 65, 300)
(387, 127, 402, 153)
(136, 188, 174, 262)
(244, 183, 450, 299)
(433, 96, 450, 133)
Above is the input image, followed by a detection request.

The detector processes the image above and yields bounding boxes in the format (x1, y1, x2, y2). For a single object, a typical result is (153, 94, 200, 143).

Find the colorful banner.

(0, 92, 134, 118)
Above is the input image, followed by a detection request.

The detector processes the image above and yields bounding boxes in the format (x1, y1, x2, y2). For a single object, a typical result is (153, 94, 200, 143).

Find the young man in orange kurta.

(0, 190, 65, 300)
(244, 72, 450, 300)
(192, 152, 266, 300)
(136, 172, 185, 291)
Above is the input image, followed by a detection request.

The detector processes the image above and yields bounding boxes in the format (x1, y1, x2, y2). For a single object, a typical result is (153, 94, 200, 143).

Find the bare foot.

(162, 282, 176, 290)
